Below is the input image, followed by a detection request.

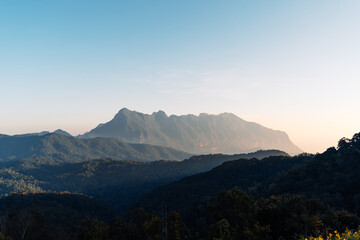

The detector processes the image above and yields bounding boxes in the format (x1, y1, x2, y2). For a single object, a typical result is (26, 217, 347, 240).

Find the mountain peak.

(53, 129, 72, 137)
(81, 108, 302, 155)
(153, 110, 167, 118)
(116, 107, 131, 115)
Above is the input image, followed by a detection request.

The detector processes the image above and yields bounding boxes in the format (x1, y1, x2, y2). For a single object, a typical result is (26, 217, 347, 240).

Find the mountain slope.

(264, 132, 360, 214)
(0, 150, 287, 211)
(0, 192, 114, 239)
(135, 154, 309, 213)
(81, 108, 301, 155)
(0, 133, 191, 164)
(53, 129, 72, 136)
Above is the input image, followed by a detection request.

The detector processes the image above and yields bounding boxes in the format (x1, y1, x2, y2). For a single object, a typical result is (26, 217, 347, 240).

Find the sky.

(1, 0, 360, 153)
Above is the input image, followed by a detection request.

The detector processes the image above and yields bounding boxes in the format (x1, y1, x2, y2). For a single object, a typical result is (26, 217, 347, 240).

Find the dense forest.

(0, 189, 358, 240)
(264, 133, 360, 214)
(0, 146, 285, 211)
(135, 155, 308, 215)
(1, 133, 360, 239)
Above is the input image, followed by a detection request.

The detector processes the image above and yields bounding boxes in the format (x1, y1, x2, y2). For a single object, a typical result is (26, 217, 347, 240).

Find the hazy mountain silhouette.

(0, 133, 191, 164)
(53, 129, 72, 136)
(81, 108, 302, 155)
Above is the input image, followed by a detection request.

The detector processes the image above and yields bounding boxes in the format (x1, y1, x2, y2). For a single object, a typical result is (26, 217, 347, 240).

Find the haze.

(1, 1, 360, 153)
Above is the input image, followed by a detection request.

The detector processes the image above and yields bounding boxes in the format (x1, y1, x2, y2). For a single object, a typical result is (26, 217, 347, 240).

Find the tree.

(167, 211, 191, 240)
(77, 218, 109, 240)
(209, 188, 256, 239)
(210, 188, 255, 229)
(144, 216, 162, 240)
(209, 219, 231, 240)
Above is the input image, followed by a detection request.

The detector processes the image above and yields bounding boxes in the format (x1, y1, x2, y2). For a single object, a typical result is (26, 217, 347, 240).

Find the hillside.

(135, 154, 309, 214)
(264, 132, 360, 214)
(0, 192, 114, 239)
(129, 131, 360, 216)
(80, 108, 302, 155)
(0, 150, 287, 211)
(0, 133, 191, 164)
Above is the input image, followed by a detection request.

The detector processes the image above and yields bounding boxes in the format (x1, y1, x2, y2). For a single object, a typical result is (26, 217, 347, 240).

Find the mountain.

(80, 108, 302, 155)
(53, 129, 72, 136)
(13, 131, 50, 137)
(0, 133, 191, 164)
(0, 150, 287, 211)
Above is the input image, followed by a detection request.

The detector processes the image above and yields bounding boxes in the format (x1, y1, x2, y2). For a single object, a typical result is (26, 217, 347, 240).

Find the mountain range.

(81, 108, 302, 155)
(0, 133, 191, 164)
(0, 149, 287, 211)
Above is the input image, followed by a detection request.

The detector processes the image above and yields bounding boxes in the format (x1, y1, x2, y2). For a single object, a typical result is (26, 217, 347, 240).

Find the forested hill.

(0, 192, 115, 239)
(0, 133, 191, 164)
(0, 150, 287, 211)
(80, 108, 302, 155)
(136, 133, 360, 216)
(265, 132, 360, 214)
(135, 154, 309, 214)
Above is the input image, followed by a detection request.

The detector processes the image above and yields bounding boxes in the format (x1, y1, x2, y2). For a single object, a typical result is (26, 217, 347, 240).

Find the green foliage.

(144, 215, 162, 240)
(3, 131, 360, 239)
(0, 189, 358, 240)
(0, 232, 10, 240)
(167, 211, 192, 240)
(266, 132, 360, 214)
(78, 218, 109, 240)
(136, 155, 308, 215)
(0, 192, 114, 240)
(206, 189, 360, 240)
(0, 150, 285, 212)
(210, 188, 256, 231)
(209, 219, 231, 240)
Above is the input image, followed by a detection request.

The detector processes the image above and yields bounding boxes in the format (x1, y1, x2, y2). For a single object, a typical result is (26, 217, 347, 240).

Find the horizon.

(1, 1, 360, 154)
(1, 107, 356, 155)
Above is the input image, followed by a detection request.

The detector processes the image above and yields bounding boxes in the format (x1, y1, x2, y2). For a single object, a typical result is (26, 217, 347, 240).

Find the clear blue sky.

(1, 1, 360, 153)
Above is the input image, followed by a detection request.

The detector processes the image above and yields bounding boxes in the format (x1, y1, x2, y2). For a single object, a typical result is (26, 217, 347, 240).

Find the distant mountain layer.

(0, 133, 191, 164)
(80, 108, 302, 155)
(53, 129, 72, 136)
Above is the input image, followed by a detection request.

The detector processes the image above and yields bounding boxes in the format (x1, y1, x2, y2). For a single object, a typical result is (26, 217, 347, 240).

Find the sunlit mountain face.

(81, 108, 302, 155)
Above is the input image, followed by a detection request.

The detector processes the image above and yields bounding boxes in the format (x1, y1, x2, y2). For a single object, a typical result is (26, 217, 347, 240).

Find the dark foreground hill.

(129, 133, 360, 238)
(135, 154, 309, 214)
(137, 132, 360, 223)
(265, 132, 360, 214)
(1, 132, 360, 239)
(81, 108, 302, 155)
(0, 192, 114, 240)
(0, 133, 191, 164)
(0, 150, 287, 211)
